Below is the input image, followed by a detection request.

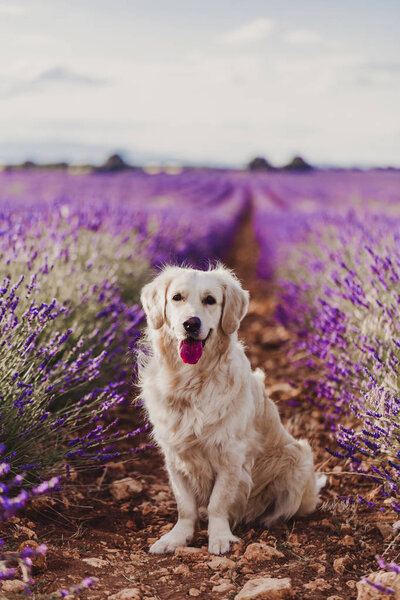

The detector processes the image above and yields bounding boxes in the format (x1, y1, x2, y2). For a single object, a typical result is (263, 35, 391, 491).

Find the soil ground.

(3, 214, 397, 599)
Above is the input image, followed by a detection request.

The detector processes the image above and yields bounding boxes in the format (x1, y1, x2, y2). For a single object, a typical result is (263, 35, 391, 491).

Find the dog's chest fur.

(141, 354, 249, 491)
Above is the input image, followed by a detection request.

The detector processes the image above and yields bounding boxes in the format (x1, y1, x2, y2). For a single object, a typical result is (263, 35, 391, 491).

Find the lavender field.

(1, 167, 400, 598)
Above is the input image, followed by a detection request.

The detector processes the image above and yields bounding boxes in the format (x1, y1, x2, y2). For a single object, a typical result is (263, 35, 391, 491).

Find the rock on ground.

(357, 571, 400, 599)
(109, 588, 142, 600)
(236, 577, 293, 599)
(303, 578, 332, 591)
(2, 580, 27, 593)
(18, 539, 47, 570)
(81, 557, 109, 568)
(109, 477, 143, 500)
(212, 581, 236, 593)
(243, 543, 284, 561)
(207, 555, 236, 570)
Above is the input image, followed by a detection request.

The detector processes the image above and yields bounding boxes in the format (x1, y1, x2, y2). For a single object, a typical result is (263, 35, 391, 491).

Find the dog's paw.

(198, 506, 208, 522)
(149, 530, 191, 555)
(208, 533, 241, 555)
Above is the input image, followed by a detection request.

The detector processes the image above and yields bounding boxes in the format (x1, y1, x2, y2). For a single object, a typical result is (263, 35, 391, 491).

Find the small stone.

(243, 542, 284, 561)
(321, 518, 335, 530)
(207, 556, 236, 571)
(16, 525, 37, 539)
(18, 540, 47, 570)
(357, 571, 400, 598)
(236, 577, 293, 599)
(309, 561, 326, 574)
(175, 546, 203, 556)
(346, 580, 357, 590)
(2, 580, 26, 593)
(333, 556, 350, 575)
(106, 461, 126, 479)
(109, 588, 142, 600)
(240, 566, 254, 574)
(188, 588, 201, 597)
(340, 535, 355, 547)
(212, 582, 236, 593)
(82, 557, 109, 568)
(375, 521, 394, 539)
(109, 478, 143, 501)
(304, 578, 332, 591)
(173, 564, 190, 575)
(327, 596, 344, 600)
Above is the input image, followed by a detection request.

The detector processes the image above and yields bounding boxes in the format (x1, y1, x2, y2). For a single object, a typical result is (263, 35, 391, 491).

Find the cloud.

(283, 29, 322, 45)
(0, 3, 26, 16)
(35, 66, 107, 86)
(5, 66, 109, 97)
(343, 61, 400, 88)
(217, 18, 274, 45)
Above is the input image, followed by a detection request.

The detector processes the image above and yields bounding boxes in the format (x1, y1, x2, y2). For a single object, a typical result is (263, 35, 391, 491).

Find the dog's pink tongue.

(179, 340, 203, 364)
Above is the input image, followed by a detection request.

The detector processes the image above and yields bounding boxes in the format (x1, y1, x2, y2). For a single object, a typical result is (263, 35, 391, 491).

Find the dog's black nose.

(183, 317, 201, 335)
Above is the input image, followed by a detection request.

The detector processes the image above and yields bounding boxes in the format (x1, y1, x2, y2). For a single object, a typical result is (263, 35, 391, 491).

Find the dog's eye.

(204, 295, 216, 305)
(172, 293, 183, 301)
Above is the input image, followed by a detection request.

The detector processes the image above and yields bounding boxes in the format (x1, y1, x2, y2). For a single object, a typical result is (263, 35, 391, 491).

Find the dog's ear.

(216, 266, 249, 335)
(141, 267, 180, 330)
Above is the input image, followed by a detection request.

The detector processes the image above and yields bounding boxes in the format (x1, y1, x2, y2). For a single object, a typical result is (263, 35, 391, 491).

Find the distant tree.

(21, 160, 36, 169)
(248, 156, 275, 171)
(97, 153, 134, 173)
(283, 156, 313, 171)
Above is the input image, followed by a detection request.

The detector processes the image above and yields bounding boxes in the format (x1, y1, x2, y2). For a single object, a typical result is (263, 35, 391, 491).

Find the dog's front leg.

(149, 462, 197, 554)
(208, 466, 242, 555)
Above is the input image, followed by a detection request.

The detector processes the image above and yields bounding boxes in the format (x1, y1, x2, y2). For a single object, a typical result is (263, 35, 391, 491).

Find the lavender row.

(252, 170, 400, 512)
(0, 169, 249, 589)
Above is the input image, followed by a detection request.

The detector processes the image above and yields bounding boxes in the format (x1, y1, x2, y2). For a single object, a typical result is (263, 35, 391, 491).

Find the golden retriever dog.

(138, 264, 325, 555)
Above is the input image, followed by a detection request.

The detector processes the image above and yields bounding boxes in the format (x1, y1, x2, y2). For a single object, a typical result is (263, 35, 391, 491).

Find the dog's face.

(141, 265, 249, 365)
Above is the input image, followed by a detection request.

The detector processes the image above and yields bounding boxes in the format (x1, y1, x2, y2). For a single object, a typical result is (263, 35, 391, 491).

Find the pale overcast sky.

(0, 0, 399, 166)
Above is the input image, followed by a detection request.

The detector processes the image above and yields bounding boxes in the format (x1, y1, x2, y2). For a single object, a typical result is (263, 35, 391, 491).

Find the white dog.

(138, 265, 325, 555)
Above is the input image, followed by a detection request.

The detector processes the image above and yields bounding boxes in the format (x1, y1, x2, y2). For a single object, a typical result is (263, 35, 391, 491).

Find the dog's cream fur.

(138, 265, 325, 555)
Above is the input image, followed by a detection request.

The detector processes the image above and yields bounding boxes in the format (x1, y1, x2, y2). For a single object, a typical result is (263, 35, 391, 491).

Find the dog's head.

(140, 265, 249, 365)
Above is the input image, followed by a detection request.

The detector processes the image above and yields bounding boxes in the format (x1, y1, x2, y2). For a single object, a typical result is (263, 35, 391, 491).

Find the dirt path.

(6, 214, 390, 599)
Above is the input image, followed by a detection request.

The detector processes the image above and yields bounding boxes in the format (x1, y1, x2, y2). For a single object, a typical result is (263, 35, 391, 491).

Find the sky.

(0, 0, 399, 167)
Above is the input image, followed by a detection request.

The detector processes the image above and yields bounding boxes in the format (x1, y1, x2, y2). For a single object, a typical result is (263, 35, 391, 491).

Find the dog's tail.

(296, 440, 327, 517)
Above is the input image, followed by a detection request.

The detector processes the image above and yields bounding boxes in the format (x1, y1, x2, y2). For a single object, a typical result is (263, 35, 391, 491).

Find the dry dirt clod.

(109, 477, 143, 500)
(16, 525, 37, 539)
(340, 535, 356, 547)
(106, 461, 127, 480)
(18, 540, 47, 570)
(1, 580, 27, 593)
(333, 555, 350, 575)
(108, 588, 142, 600)
(243, 542, 284, 561)
(303, 578, 332, 591)
(174, 546, 204, 556)
(327, 596, 344, 600)
(207, 556, 236, 570)
(236, 577, 293, 599)
(375, 521, 394, 539)
(357, 571, 400, 599)
(212, 581, 236, 593)
(188, 588, 201, 597)
(346, 579, 357, 589)
(173, 564, 190, 575)
(81, 557, 109, 568)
